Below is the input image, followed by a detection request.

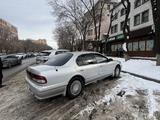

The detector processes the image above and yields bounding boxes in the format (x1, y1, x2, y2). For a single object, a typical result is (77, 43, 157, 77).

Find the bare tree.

(151, 0, 160, 66)
(80, 0, 107, 43)
(49, 0, 92, 50)
(55, 23, 76, 51)
(21, 39, 52, 53)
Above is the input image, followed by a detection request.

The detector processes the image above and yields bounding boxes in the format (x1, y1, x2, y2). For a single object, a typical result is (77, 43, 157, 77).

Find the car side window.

(76, 54, 97, 66)
(94, 54, 108, 63)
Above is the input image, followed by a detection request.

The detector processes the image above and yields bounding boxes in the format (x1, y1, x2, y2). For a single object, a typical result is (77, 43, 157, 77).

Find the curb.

(130, 57, 156, 61)
(122, 71, 160, 84)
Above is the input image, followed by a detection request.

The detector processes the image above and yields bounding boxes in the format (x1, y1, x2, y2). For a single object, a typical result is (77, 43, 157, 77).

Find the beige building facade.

(31, 39, 47, 45)
(85, 0, 118, 52)
(0, 18, 18, 41)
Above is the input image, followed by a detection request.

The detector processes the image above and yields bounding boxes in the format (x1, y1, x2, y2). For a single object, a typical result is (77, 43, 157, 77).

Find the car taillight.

(32, 75, 47, 84)
(27, 70, 47, 84)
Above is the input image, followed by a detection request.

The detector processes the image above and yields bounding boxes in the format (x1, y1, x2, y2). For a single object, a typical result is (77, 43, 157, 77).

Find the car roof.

(69, 51, 100, 56)
(42, 49, 69, 53)
(56, 49, 69, 52)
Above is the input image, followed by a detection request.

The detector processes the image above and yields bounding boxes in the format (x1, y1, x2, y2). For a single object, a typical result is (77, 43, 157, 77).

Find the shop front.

(107, 26, 156, 57)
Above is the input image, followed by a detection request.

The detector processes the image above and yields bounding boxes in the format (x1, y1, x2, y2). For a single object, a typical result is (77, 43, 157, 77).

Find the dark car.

(2, 55, 22, 68)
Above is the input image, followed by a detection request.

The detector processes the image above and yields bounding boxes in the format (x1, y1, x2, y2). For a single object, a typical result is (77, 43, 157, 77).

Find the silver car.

(2, 55, 22, 68)
(26, 52, 121, 100)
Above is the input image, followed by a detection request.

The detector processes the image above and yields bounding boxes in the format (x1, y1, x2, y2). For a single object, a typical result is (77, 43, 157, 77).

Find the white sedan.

(26, 52, 121, 99)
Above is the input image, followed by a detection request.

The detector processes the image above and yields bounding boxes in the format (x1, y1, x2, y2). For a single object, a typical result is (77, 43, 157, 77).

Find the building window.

(128, 19, 130, 26)
(142, 10, 149, 23)
(146, 40, 154, 51)
(134, 14, 141, 26)
(139, 41, 146, 51)
(142, 0, 149, 4)
(135, 0, 141, 8)
(133, 42, 139, 51)
(115, 13, 118, 20)
(111, 45, 115, 51)
(120, 21, 125, 31)
(121, 8, 126, 16)
(107, 5, 110, 10)
(113, 13, 118, 20)
(114, 44, 118, 51)
(115, 24, 118, 33)
(111, 24, 118, 34)
(111, 26, 114, 34)
(118, 44, 122, 49)
(128, 43, 133, 51)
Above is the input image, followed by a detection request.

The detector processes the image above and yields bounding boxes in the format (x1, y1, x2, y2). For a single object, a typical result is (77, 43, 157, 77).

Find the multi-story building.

(31, 39, 47, 45)
(0, 18, 18, 41)
(107, 0, 155, 57)
(85, 0, 118, 52)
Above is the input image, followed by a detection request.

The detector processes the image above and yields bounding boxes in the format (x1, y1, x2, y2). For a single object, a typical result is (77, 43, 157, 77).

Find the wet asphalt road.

(2, 57, 36, 82)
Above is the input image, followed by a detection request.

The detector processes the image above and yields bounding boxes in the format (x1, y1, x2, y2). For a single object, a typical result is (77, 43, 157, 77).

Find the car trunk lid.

(27, 65, 55, 84)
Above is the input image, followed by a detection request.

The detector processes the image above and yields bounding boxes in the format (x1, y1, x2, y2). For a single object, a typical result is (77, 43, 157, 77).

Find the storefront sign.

(116, 34, 125, 40)
(108, 37, 116, 41)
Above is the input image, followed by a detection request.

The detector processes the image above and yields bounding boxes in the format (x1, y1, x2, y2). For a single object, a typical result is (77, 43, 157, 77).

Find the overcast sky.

(0, 0, 58, 49)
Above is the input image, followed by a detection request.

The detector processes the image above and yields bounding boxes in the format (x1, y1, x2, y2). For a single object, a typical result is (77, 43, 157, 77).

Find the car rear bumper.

(26, 77, 66, 100)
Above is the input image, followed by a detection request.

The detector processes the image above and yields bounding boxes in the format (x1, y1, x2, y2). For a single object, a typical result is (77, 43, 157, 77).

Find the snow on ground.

(110, 57, 160, 81)
(74, 73, 160, 120)
(1, 69, 160, 120)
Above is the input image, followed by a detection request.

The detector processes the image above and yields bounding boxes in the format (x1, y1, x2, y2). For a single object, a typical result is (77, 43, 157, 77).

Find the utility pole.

(151, 0, 160, 66)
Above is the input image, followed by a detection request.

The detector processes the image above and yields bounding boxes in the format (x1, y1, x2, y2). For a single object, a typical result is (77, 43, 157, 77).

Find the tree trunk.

(124, 53, 130, 61)
(121, 0, 131, 61)
(151, 0, 160, 66)
(156, 54, 160, 66)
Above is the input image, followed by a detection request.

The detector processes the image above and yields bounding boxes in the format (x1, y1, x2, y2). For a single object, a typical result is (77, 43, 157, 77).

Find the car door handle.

(80, 69, 84, 72)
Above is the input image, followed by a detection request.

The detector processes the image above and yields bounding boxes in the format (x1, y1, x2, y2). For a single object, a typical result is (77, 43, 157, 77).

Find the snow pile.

(76, 73, 160, 119)
(111, 57, 160, 81)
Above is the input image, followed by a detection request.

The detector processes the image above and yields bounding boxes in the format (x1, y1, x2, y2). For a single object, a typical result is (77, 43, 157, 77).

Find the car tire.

(114, 66, 121, 78)
(19, 60, 22, 65)
(8, 63, 12, 68)
(66, 77, 84, 99)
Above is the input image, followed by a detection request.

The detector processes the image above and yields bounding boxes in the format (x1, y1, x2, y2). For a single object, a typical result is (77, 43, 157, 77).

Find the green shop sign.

(116, 34, 125, 40)
(108, 34, 125, 42)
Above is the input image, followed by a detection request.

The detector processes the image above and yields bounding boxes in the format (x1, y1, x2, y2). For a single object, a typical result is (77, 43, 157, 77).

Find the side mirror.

(107, 58, 113, 62)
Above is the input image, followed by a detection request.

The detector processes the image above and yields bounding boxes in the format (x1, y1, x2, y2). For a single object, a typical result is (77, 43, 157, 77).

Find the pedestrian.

(0, 57, 3, 88)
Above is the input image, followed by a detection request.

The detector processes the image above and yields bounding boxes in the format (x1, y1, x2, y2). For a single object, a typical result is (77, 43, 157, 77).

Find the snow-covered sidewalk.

(74, 73, 160, 120)
(110, 57, 160, 81)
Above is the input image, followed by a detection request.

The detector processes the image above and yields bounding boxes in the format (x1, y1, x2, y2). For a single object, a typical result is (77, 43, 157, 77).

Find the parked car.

(15, 54, 24, 60)
(2, 55, 22, 68)
(0, 55, 6, 61)
(16, 53, 27, 59)
(36, 49, 69, 63)
(26, 52, 121, 100)
(0, 53, 6, 56)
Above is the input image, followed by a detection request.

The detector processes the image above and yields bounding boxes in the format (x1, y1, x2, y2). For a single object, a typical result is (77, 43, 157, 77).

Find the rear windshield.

(45, 53, 73, 66)
(39, 52, 51, 56)
(6, 56, 17, 58)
